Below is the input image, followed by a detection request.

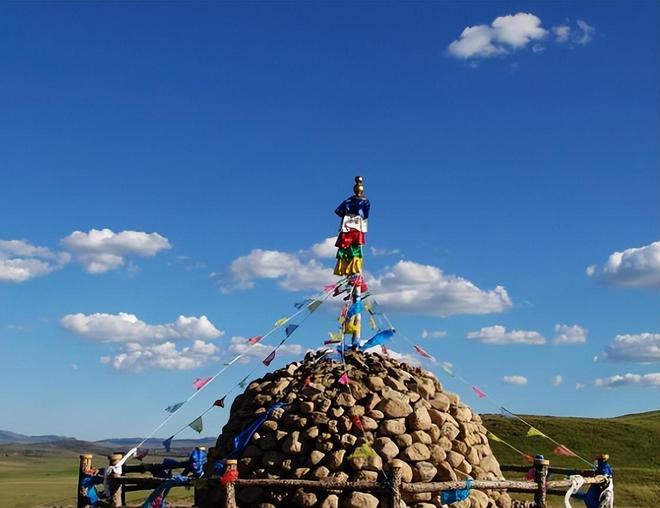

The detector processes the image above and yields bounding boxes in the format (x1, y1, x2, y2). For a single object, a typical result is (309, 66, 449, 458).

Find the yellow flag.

(487, 431, 503, 443)
(274, 317, 289, 328)
(348, 443, 376, 460)
(526, 426, 545, 438)
(369, 316, 378, 330)
(328, 331, 342, 342)
(344, 316, 360, 335)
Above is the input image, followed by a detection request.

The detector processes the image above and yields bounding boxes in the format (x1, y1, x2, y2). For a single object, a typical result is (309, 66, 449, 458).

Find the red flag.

(193, 377, 212, 390)
(304, 376, 312, 385)
(553, 445, 578, 457)
(213, 397, 225, 408)
(338, 373, 349, 385)
(263, 350, 276, 366)
(247, 335, 263, 345)
(414, 345, 433, 359)
(324, 283, 337, 293)
(352, 415, 364, 430)
(472, 386, 487, 398)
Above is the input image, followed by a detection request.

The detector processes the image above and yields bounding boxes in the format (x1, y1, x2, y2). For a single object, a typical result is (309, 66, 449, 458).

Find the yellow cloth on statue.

(334, 257, 363, 276)
(343, 315, 361, 335)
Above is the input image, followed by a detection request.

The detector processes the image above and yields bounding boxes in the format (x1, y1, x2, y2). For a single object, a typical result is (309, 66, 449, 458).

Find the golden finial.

(353, 175, 364, 197)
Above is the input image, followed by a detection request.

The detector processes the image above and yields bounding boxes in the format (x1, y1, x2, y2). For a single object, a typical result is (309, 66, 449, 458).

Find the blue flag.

(440, 479, 472, 504)
(360, 329, 395, 350)
(165, 402, 184, 413)
(346, 300, 363, 318)
(162, 436, 174, 452)
(285, 324, 299, 337)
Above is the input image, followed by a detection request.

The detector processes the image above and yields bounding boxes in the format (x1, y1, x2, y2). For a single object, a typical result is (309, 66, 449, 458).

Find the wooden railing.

(77, 453, 610, 508)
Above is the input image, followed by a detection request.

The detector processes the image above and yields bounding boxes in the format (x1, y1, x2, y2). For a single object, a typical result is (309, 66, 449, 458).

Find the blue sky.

(1, 2, 658, 441)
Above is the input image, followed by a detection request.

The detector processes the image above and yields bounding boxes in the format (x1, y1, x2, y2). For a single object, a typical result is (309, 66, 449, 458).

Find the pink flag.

(247, 335, 263, 344)
(324, 283, 337, 293)
(414, 345, 433, 359)
(304, 376, 312, 386)
(352, 415, 364, 430)
(338, 373, 349, 385)
(472, 386, 487, 398)
(263, 350, 276, 366)
(193, 377, 212, 390)
(553, 445, 578, 457)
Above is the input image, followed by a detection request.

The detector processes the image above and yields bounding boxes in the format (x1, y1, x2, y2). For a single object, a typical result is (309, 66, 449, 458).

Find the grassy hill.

(482, 410, 660, 507)
(0, 411, 658, 507)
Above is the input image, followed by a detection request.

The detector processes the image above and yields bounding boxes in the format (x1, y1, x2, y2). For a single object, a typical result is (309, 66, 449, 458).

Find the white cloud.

(61, 228, 171, 274)
(213, 248, 335, 293)
(0, 240, 70, 283)
(370, 246, 401, 257)
(586, 241, 660, 289)
(448, 12, 547, 59)
(369, 261, 512, 316)
(228, 336, 303, 362)
(599, 333, 660, 363)
(103, 340, 220, 372)
(594, 372, 660, 389)
(553, 324, 588, 345)
(310, 237, 338, 259)
(421, 329, 447, 339)
(503, 375, 528, 385)
(575, 20, 595, 45)
(214, 244, 512, 317)
(466, 325, 545, 345)
(61, 312, 223, 343)
(552, 375, 563, 387)
(575, 383, 585, 390)
(553, 25, 571, 43)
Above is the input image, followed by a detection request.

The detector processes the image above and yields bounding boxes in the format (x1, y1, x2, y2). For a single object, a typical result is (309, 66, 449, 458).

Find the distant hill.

(0, 429, 71, 445)
(0, 429, 215, 457)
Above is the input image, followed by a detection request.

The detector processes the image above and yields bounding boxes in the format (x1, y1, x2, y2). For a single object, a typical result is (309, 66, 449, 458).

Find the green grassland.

(0, 411, 658, 507)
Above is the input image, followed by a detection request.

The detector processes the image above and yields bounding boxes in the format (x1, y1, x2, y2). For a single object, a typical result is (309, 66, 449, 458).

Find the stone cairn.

(204, 349, 513, 508)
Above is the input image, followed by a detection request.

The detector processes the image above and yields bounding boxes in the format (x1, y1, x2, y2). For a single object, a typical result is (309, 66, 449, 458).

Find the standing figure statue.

(334, 176, 370, 348)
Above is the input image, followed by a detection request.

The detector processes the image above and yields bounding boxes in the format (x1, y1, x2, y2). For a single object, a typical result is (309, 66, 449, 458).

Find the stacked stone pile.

(204, 349, 513, 508)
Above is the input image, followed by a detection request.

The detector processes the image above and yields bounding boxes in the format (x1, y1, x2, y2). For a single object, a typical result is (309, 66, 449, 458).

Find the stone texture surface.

(203, 349, 511, 507)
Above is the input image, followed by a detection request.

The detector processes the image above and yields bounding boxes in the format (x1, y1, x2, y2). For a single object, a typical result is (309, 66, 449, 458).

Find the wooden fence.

(77, 453, 609, 508)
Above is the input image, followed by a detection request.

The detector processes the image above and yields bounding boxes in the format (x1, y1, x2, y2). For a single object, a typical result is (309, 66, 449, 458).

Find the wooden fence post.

(77, 454, 93, 508)
(108, 452, 123, 508)
(390, 465, 403, 508)
(533, 457, 549, 508)
(224, 459, 238, 508)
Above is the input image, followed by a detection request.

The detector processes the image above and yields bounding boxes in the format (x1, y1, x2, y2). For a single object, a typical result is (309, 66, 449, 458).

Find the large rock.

(203, 349, 512, 508)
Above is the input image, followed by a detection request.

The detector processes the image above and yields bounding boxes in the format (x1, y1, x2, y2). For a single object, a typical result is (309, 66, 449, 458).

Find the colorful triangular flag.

(308, 300, 322, 312)
(239, 375, 249, 389)
(193, 377, 212, 391)
(338, 373, 349, 385)
(274, 317, 289, 327)
(263, 350, 276, 366)
(472, 386, 487, 398)
(189, 416, 203, 434)
(214, 397, 225, 408)
(135, 448, 149, 461)
(323, 283, 337, 293)
(162, 436, 174, 452)
(500, 406, 516, 419)
(348, 443, 376, 460)
(165, 402, 184, 413)
(247, 335, 263, 344)
(368, 316, 378, 330)
(553, 444, 578, 457)
(380, 345, 389, 355)
(285, 324, 299, 337)
(440, 362, 455, 377)
(352, 415, 364, 431)
(526, 426, 546, 438)
(304, 376, 312, 386)
(487, 432, 503, 443)
(294, 299, 311, 309)
(414, 344, 434, 360)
